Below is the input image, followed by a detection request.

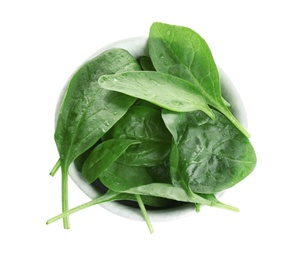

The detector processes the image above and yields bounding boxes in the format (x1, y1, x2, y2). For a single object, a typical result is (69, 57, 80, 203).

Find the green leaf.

(123, 183, 211, 206)
(146, 161, 172, 184)
(138, 56, 156, 71)
(162, 109, 256, 194)
(103, 106, 171, 142)
(55, 48, 141, 175)
(116, 141, 170, 167)
(100, 163, 211, 206)
(103, 106, 172, 167)
(148, 22, 249, 137)
(99, 71, 215, 119)
(81, 139, 140, 184)
(100, 162, 155, 192)
(53, 48, 141, 228)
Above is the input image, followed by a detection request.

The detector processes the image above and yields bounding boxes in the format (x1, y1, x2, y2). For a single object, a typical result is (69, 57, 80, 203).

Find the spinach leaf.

(122, 183, 211, 206)
(99, 71, 215, 119)
(162, 109, 256, 194)
(99, 162, 211, 205)
(99, 162, 155, 192)
(103, 106, 170, 142)
(100, 162, 173, 212)
(148, 22, 249, 137)
(55, 48, 140, 175)
(103, 106, 172, 167)
(53, 48, 141, 228)
(74, 140, 101, 172)
(146, 161, 172, 184)
(139, 56, 156, 71)
(116, 141, 170, 167)
(81, 139, 140, 184)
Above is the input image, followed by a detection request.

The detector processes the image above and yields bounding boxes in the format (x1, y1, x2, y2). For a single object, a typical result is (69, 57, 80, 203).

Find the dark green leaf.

(139, 56, 156, 71)
(103, 106, 172, 167)
(117, 141, 170, 167)
(146, 161, 172, 184)
(148, 22, 249, 137)
(55, 48, 141, 175)
(162, 109, 256, 194)
(81, 139, 140, 183)
(100, 162, 155, 192)
(103, 106, 171, 142)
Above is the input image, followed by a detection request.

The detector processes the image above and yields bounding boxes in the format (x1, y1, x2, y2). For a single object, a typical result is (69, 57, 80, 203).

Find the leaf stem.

(61, 170, 70, 229)
(49, 158, 61, 176)
(220, 106, 250, 138)
(46, 191, 119, 225)
(195, 203, 201, 212)
(135, 194, 154, 234)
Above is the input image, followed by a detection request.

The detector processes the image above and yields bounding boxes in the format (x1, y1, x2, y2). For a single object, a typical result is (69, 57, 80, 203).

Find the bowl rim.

(55, 36, 248, 222)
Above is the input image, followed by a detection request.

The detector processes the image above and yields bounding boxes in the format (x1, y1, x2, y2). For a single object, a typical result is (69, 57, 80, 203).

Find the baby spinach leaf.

(99, 71, 215, 119)
(103, 106, 170, 142)
(134, 99, 161, 110)
(103, 106, 172, 167)
(53, 48, 141, 228)
(148, 22, 249, 137)
(162, 109, 256, 194)
(81, 139, 140, 184)
(100, 162, 211, 206)
(122, 183, 211, 206)
(139, 56, 156, 71)
(146, 161, 172, 184)
(55, 48, 140, 176)
(116, 141, 170, 167)
(100, 162, 155, 192)
(74, 140, 101, 172)
(139, 194, 178, 208)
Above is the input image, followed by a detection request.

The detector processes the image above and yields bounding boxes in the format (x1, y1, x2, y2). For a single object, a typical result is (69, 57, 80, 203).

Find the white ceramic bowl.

(56, 37, 248, 222)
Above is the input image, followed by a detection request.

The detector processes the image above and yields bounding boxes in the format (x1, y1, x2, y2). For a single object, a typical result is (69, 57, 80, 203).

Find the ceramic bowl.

(55, 37, 248, 222)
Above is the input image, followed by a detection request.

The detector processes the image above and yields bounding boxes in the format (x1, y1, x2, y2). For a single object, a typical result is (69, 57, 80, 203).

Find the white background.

(1, 0, 284, 259)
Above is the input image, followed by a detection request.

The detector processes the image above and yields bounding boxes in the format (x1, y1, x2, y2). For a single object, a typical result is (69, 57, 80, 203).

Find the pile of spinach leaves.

(47, 22, 256, 233)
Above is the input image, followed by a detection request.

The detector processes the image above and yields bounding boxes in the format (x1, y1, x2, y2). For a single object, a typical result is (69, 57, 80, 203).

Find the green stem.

(219, 105, 250, 138)
(62, 170, 70, 229)
(46, 191, 120, 225)
(135, 194, 154, 234)
(195, 203, 201, 212)
(182, 182, 212, 206)
(49, 158, 61, 176)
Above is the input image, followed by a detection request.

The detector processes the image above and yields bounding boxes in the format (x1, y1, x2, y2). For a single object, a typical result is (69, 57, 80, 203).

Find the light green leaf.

(99, 71, 214, 119)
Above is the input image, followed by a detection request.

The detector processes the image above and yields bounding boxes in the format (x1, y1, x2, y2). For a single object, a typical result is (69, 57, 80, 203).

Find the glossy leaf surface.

(55, 48, 141, 174)
(162, 109, 256, 193)
(148, 22, 249, 137)
(103, 106, 172, 166)
(99, 71, 215, 119)
(100, 162, 155, 192)
(81, 139, 140, 184)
